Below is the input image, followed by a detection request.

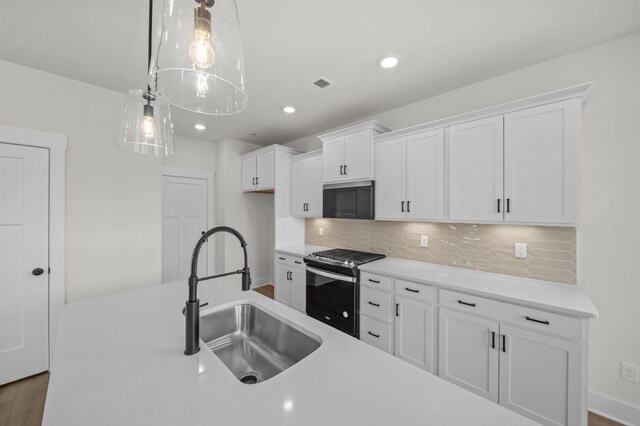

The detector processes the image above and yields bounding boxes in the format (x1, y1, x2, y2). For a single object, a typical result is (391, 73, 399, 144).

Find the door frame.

(161, 167, 215, 278)
(0, 124, 67, 365)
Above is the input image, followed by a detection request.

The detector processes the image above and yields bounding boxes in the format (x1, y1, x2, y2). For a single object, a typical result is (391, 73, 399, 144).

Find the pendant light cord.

(146, 0, 153, 95)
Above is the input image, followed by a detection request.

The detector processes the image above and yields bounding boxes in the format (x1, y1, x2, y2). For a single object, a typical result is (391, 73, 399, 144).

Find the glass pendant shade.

(149, 0, 248, 115)
(119, 89, 175, 156)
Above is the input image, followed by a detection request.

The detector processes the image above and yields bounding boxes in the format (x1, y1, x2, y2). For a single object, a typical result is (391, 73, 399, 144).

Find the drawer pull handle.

(490, 331, 496, 349)
(502, 334, 506, 353)
(396, 303, 400, 317)
(525, 316, 550, 325)
(278, 257, 285, 260)
(405, 287, 419, 293)
(368, 279, 380, 283)
(368, 301, 380, 307)
(368, 331, 380, 338)
(294, 261, 302, 264)
(458, 300, 476, 307)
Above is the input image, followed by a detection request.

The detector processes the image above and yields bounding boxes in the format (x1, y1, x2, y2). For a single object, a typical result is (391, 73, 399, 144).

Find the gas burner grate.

(312, 248, 385, 265)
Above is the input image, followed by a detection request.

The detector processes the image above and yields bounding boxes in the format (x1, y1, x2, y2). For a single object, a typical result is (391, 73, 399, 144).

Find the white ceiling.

(1, 0, 639, 146)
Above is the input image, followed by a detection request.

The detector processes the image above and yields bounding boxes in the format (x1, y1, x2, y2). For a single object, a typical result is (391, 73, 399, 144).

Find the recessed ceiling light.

(194, 124, 206, 130)
(283, 106, 296, 114)
(378, 55, 400, 69)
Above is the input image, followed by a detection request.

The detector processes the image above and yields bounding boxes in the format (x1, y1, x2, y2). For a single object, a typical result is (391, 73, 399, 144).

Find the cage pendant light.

(148, 0, 248, 115)
(119, 0, 175, 156)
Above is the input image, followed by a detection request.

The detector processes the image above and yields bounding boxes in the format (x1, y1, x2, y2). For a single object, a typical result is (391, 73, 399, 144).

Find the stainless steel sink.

(200, 303, 321, 384)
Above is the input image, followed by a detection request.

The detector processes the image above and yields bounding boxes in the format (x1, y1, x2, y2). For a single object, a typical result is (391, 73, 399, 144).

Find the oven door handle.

(306, 266, 356, 283)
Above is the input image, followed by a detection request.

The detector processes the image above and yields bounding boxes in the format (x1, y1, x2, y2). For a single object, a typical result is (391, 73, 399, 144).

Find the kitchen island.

(43, 277, 536, 426)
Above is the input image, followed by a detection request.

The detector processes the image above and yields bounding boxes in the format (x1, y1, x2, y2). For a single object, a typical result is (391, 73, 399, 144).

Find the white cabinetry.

(319, 121, 390, 184)
(242, 150, 274, 191)
(448, 99, 581, 225)
(274, 251, 306, 313)
(359, 272, 394, 354)
(438, 289, 585, 426)
(376, 129, 445, 221)
(291, 151, 323, 217)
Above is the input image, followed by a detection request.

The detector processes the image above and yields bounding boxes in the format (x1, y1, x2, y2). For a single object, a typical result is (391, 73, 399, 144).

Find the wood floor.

(0, 372, 49, 426)
(253, 284, 274, 299)
(0, 301, 623, 426)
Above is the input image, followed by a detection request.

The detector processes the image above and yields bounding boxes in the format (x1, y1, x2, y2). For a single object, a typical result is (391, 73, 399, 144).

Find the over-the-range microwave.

(322, 180, 375, 220)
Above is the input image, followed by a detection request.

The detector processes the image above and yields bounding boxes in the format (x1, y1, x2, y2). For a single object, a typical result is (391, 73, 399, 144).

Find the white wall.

(0, 60, 162, 302)
(286, 33, 640, 411)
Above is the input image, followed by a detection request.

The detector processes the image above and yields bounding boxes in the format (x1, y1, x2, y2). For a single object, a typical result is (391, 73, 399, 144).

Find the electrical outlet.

(515, 243, 527, 259)
(319, 227, 324, 237)
(621, 362, 639, 383)
(420, 235, 429, 248)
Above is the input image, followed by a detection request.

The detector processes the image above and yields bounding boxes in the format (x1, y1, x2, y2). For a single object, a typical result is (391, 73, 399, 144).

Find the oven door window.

(306, 271, 355, 336)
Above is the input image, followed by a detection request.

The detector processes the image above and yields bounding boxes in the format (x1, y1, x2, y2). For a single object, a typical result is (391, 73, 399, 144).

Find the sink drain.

(239, 373, 259, 384)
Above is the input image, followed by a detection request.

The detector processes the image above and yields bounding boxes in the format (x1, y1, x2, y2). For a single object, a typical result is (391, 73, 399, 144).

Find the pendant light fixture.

(148, 0, 248, 115)
(119, 0, 175, 156)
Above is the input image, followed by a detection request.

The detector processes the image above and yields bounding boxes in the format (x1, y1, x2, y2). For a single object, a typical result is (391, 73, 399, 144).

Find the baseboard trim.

(250, 277, 270, 289)
(590, 391, 640, 426)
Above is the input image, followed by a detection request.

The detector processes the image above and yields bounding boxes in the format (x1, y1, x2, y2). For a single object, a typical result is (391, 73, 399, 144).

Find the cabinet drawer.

(275, 253, 305, 269)
(360, 315, 393, 354)
(360, 272, 393, 292)
(395, 279, 434, 303)
(440, 289, 584, 341)
(360, 286, 393, 323)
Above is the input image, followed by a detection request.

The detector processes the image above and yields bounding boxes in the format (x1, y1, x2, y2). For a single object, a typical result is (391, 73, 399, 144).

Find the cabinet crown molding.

(374, 82, 594, 142)
(240, 144, 303, 159)
(317, 120, 391, 141)
(291, 149, 323, 161)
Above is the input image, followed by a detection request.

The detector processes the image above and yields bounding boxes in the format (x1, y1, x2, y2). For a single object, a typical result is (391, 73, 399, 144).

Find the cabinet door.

(438, 308, 499, 402)
(323, 136, 344, 183)
(375, 137, 406, 220)
(241, 156, 257, 191)
(449, 116, 504, 222)
(395, 296, 435, 373)
(256, 151, 274, 189)
(290, 268, 306, 313)
(499, 324, 582, 426)
(274, 264, 291, 306)
(291, 159, 307, 217)
(504, 100, 580, 224)
(306, 156, 323, 217)
(343, 131, 370, 181)
(406, 129, 445, 220)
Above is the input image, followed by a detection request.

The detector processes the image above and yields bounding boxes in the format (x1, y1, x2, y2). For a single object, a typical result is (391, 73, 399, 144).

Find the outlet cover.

(319, 227, 324, 237)
(621, 362, 639, 383)
(515, 243, 527, 259)
(420, 235, 429, 248)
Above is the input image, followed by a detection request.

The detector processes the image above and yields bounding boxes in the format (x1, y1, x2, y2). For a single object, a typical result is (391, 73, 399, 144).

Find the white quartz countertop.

(360, 257, 598, 318)
(44, 278, 536, 426)
(274, 244, 329, 257)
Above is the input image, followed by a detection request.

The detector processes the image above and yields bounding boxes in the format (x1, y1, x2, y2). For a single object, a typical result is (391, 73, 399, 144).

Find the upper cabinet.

(376, 129, 445, 221)
(291, 151, 323, 217)
(319, 121, 390, 184)
(449, 99, 581, 225)
(241, 145, 301, 192)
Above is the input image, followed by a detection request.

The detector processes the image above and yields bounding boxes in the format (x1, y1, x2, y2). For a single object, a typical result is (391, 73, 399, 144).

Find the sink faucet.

(184, 226, 251, 355)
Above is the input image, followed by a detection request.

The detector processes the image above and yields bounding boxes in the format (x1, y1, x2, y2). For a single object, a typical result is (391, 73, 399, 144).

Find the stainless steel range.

(304, 248, 385, 337)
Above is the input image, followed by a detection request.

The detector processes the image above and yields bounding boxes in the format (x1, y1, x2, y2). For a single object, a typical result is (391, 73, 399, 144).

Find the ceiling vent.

(303, 77, 333, 94)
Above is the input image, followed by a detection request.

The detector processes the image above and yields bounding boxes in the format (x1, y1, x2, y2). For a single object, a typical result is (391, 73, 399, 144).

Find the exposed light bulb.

(141, 103, 155, 138)
(189, 29, 215, 69)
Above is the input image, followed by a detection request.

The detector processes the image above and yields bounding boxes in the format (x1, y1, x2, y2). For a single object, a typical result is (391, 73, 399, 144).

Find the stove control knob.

(343, 311, 348, 318)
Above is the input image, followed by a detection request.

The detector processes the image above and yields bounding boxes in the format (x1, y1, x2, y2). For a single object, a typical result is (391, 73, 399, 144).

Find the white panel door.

(274, 264, 291, 305)
(499, 324, 582, 426)
(241, 156, 257, 191)
(449, 116, 504, 222)
(438, 309, 499, 403)
(0, 143, 49, 385)
(375, 137, 407, 220)
(323, 137, 344, 183)
(161, 175, 208, 283)
(343, 131, 370, 180)
(290, 159, 307, 217)
(395, 296, 435, 373)
(306, 156, 323, 217)
(504, 100, 580, 224)
(406, 129, 445, 220)
(290, 268, 306, 313)
(256, 151, 274, 189)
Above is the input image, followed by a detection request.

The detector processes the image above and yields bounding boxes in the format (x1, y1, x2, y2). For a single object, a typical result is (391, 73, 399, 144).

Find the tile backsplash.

(305, 219, 576, 284)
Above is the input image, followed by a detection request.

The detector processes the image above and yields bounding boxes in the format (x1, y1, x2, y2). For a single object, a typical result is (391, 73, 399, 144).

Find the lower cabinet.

(439, 307, 584, 426)
(395, 295, 435, 373)
(274, 252, 306, 313)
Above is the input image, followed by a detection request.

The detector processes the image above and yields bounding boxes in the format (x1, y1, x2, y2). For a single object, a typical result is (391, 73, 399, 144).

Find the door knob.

(32, 268, 44, 276)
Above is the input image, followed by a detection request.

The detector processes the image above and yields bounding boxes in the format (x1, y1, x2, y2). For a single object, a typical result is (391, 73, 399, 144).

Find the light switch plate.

(420, 235, 429, 248)
(515, 243, 527, 259)
(319, 227, 324, 237)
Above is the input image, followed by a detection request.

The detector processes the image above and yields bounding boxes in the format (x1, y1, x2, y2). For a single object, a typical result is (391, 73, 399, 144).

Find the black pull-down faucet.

(184, 226, 251, 355)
